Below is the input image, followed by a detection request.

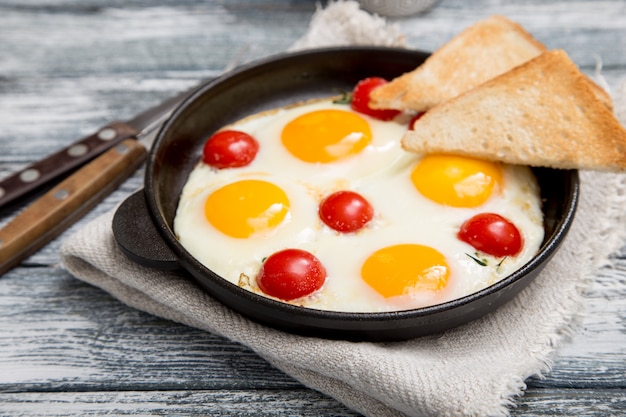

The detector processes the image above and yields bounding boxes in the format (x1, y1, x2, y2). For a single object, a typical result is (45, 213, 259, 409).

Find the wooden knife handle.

(0, 121, 139, 210)
(0, 139, 147, 275)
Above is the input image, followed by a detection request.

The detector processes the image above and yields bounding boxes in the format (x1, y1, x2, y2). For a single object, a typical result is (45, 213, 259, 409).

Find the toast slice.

(370, 15, 547, 112)
(370, 15, 613, 112)
(401, 50, 626, 172)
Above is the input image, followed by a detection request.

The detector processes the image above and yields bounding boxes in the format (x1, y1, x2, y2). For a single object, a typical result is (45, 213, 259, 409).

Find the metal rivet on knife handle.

(20, 169, 41, 183)
(0, 139, 147, 276)
(0, 121, 139, 211)
(98, 128, 118, 141)
(67, 144, 88, 157)
(53, 189, 69, 200)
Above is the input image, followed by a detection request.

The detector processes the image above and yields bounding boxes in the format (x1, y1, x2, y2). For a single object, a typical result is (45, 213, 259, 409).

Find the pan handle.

(112, 190, 180, 270)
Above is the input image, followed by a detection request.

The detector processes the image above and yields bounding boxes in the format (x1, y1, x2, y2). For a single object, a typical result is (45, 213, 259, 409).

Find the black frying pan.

(112, 47, 579, 341)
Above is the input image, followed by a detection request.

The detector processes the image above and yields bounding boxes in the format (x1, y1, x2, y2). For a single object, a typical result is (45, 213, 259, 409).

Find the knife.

(0, 51, 246, 275)
(0, 84, 199, 211)
(0, 139, 147, 275)
(0, 80, 206, 275)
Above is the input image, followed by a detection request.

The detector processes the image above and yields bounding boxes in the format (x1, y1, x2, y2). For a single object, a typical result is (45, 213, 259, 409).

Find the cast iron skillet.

(112, 47, 579, 342)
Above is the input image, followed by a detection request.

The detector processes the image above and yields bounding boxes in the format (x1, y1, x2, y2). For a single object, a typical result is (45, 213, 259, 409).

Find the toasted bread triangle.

(401, 50, 626, 172)
(370, 15, 547, 112)
(371, 15, 612, 112)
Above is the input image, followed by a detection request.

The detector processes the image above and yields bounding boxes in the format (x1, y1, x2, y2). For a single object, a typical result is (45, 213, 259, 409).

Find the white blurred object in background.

(358, 0, 440, 17)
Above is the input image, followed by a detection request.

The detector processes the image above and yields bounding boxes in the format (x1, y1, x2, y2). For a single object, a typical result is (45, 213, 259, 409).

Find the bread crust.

(370, 15, 547, 112)
(401, 50, 626, 172)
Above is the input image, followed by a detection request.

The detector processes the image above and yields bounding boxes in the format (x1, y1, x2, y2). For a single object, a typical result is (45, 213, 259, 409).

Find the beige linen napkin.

(60, 2, 626, 417)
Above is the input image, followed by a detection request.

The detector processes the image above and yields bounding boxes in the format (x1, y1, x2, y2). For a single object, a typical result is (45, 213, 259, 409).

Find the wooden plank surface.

(1, 1, 625, 416)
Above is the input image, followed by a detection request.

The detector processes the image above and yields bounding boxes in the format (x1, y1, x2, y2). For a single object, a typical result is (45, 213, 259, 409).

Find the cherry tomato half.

(351, 77, 401, 121)
(257, 249, 327, 301)
(457, 213, 523, 257)
(408, 112, 425, 130)
(319, 190, 374, 233)
(202, 130, 259, 168)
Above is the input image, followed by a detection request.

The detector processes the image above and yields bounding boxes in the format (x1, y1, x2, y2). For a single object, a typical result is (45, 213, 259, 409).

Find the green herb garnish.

(466, 253, 488, 266)
(333, 90, 353, 105)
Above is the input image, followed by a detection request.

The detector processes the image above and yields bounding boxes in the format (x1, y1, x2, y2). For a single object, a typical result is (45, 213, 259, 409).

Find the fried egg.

(174, 98, 544, 312)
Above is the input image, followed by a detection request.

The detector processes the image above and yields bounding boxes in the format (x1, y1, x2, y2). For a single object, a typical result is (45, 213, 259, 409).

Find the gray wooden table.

(1, 1, 625, 416)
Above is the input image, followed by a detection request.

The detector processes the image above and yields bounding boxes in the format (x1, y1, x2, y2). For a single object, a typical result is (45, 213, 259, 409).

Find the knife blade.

(0, 83, 199, 211)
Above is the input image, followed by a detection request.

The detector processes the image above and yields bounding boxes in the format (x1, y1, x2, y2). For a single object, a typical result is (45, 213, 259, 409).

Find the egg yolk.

(204, 179, 289, 238)
(361, 244, 450, 298)
(281, 109, 372, 163)
(411, 154, 502, 207)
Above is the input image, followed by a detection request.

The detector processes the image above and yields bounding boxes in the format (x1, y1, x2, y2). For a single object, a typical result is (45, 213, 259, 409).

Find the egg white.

(174, 99, 544, 312)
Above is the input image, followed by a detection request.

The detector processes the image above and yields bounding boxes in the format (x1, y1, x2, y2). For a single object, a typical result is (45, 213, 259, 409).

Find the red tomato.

(319, 190, 374, 233)
(351, 77, 401, 121)
(202, 130, 259, 168)
(458, 213, 523, 257)
(257, 249, 327, 301)
(408, 112, 425, 130)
